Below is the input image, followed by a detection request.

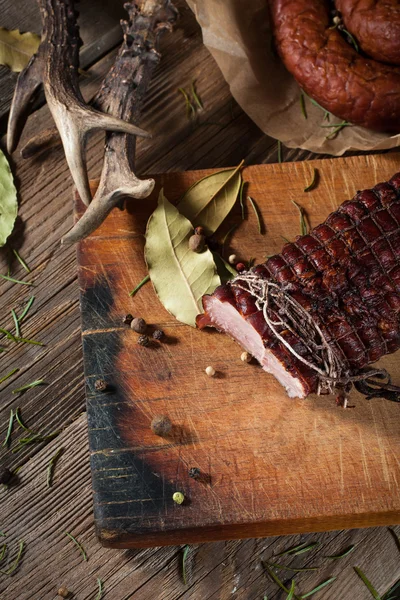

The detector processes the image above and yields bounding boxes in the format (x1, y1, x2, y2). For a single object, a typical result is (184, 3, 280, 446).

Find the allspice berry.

(137, 334, 150, 347)
(57, 588, 70, 599)
(194, 226, 205, 236)
(188, 234, 205, 253)
(152, 329, 164, 341)
(0, 467, 13, 485)
(131, 317, 147, 334)
(151, 415, 172, 437)
(122, 313, 134, 325)
(236, 262, 246, 272)
(94, 379, 108, 392)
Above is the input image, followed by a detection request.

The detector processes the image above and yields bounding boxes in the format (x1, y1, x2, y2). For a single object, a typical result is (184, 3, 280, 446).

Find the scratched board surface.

(77, 153, 400, 548)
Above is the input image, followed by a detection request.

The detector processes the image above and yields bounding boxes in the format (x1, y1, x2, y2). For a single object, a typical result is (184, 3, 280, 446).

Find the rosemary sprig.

(191, 80, 203, 110)
(239, 180, 246, 220)
(18, 296, 35, 323)
(277, 140, 283, 163)
(301, 577, 336, 598)
(321, 120, 351, 140)
(276, 541, 319, 557)
(354, 567, 381, 600)
(325, 545, 355, 559)
(304, 168, 318, 192)
(182, 544, 190, 585)
(11, 309, 20, 337)
(0, 274, 33, 286)
(0, 540, 24, 575)
(178, 87, 195, 120)
(0, 368, 19, 385)
(64, 531, 87, 561)
(12, 379, 45, 394)
(247, 196, 263, 234)
(129, 274, 150, 297)
(264, 564, 300, 599)
(0, 328, 44, 346)
(2, 410, 15, 448)
(12, 249, 31, 273)
(95, 578, 103, 600)
(291, 200, 309, 236)
(266, 560, 319, 573)
(12, 430, 59, 453)
(47, 447, 63, 488)
(300, 92, 307, 120)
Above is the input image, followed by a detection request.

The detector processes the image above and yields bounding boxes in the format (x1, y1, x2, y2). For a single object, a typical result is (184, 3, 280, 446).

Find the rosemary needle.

(178, 87, 195, 120)
(291, 200, 309, 236)
(275, 541, 319, 557)
(2, 410, 14, 448)
(277, 140, 283, 163)
(304, 168, 318, 192)
(0, 368, 19, 385)
(300, 92, 307, 120)
(18, 296, 35, 323)
(266, 560, 319, 572)
(264, 564, 301, 599)
(247, 196, 263, 234)
(47, 447, 63, 488)
(0, 540, 24, 575)
(14, 408, 32, 431)
(0, 274, 33, 286)
(354, 567, 381, 600)
(325, 545, 355, 559)
(0, 544, 6, 562)
(95, 578, 103, 600)
(64, 531, 87, 561)
(182, 544, 190, 585)
(239, 180, 246, 220)
(287, 580, 296, 600)
(191, 80, 203, 110)
(12, 379, 45, 394)
(129, 274, 150, 297)
(11, 309, 20, 338)
(301, 577, 336, 598)
(12, 249, 31, 273)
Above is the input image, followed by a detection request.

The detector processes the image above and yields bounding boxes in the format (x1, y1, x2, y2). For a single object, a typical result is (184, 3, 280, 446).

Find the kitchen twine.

(231, 273, 400, 401)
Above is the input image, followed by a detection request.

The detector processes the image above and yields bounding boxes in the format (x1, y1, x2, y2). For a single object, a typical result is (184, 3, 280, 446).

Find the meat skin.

(335, 0, 400, 66)
(270, 0, 400, 133)
(197, 173, 400, 399)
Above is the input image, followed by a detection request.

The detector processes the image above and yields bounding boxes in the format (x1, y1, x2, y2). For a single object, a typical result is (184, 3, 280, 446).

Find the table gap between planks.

(0, 0, 398, 599)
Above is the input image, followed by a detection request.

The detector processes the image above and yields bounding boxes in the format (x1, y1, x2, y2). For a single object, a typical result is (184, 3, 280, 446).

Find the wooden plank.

(0, 0, 126, 130)
(77, 153, 400, 548)
(0, 414, 398, 599)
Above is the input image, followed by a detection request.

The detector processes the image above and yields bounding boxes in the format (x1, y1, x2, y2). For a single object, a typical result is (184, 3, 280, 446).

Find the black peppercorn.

(94, 379, 108, 392)
(131, 317, 147, 334)
(0, 468, 12, 485)
(188, 467, 201, 480)
(138, 334, 150, 347)
(122, 313, 134, 325)
(151, 415, 172, 437)
(152, 329, 164, 341)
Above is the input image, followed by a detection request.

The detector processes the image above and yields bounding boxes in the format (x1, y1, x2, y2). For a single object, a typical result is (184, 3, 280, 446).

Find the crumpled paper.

(186, 0, 400, 156)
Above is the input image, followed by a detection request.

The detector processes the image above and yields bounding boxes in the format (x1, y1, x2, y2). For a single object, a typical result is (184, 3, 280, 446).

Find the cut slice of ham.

(197, 173, 400, 399)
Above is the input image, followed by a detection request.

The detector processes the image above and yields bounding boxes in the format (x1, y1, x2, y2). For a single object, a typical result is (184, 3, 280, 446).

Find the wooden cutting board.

(77, 153, 400, 549)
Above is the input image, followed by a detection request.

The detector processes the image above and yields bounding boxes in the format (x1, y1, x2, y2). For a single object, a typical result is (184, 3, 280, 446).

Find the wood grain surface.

(78, 153, 400, 549)
(0, 0, 399, 598)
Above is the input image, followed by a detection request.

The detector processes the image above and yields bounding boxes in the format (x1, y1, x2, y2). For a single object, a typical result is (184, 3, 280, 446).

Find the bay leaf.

(145, 191, 220, 327)
(177, 162, 243, 235)
(0, 149, 18, 246)
(0, 28, 40, 73)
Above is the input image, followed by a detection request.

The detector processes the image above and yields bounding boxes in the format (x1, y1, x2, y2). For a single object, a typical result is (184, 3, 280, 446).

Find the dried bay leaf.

(177, 162, 243, 235)
(145, 191, 220, 327)
(0, 28, 40, 72)
(0, 149, 18, 246)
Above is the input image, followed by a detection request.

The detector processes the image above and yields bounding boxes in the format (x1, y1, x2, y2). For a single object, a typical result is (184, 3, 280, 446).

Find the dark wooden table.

(0, 1, 399, 598)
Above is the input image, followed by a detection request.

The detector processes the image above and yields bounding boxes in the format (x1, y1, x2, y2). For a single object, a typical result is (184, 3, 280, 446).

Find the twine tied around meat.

(231, 273, 400, 402)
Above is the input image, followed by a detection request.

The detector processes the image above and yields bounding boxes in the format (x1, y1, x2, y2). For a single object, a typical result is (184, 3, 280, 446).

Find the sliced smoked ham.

(197, 173, 400, 399)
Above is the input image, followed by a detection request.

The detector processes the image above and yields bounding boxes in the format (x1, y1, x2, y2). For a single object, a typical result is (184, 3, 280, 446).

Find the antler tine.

(8, 0, 152, 207)
(62, 0, 178, 243)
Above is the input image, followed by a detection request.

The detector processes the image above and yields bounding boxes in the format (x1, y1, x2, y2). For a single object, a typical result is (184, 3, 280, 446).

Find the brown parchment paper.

(186, 0, 400, 156)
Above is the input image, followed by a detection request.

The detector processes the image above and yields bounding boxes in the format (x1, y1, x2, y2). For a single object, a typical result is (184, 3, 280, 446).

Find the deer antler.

(62, 0, 177, 243)
(7, 0, 152, 207)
